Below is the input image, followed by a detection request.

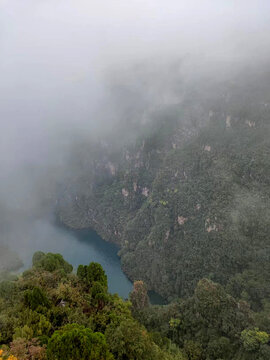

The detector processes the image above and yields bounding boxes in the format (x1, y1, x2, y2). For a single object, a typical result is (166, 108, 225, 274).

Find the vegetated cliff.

(58, 67, 270, 305)
(0, 252, 184, 360)
(2, 252, 269, 360)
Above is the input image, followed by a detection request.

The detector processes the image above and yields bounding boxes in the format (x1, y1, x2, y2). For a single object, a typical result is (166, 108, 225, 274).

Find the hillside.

(0, 252, 269, 359)
(0, 252, 183, 359)
(58, 65, 270, 308)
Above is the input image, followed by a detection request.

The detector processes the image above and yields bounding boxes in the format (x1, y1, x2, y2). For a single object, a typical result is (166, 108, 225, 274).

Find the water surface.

(16, 221, 165, 303)
(19, 224, 132, 298)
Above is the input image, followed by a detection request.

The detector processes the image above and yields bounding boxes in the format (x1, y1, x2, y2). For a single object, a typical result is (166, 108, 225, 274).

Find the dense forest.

(2, 66, 269, 359)
(1, 64, 270, 359)
(1, 1, 270, 359)
(0, 252, 269, 359)
(58, 65, 270, 309)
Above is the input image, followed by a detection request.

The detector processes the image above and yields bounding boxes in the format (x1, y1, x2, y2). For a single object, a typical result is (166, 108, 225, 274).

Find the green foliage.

(241, 328, 269, 352)
(0, 250, 269, 360)
(183, 340, 203, 360)
(135, 279, 270, 360)
(0, 253, 181, 359)
(15, 309, 52, 340)
(13, 325, 34, 341)
(105, 319, 160, 360)
(0, 314, 15, 343)
(77, 262, 108, 289)
(90, 282, 109, 310)
(24, 287, 50, 311)
(207, 337, 231, 359)
(0, 281, 18, 302)
(32, 252, 73, 274)
(47, 324, 113, 360)
(91, 281, 106, 298)
(130, 280, 149, 311)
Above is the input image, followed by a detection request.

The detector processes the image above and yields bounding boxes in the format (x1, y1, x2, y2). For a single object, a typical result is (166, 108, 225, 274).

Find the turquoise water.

(19, 225, 132, 298)
(18, 222, 165, 303)
(62, 228, 134, 299)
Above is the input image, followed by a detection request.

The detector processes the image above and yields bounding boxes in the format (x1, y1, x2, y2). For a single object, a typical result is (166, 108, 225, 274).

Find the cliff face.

(58, 70, 270, 301)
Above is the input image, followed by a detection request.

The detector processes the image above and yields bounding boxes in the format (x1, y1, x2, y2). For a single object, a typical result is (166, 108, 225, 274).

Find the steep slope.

(58, 67, 270, 304)
(0, 252, 183, 359)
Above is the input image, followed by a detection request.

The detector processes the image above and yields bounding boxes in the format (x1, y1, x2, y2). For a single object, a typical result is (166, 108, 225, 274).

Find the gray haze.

(0, 0, 270, 266)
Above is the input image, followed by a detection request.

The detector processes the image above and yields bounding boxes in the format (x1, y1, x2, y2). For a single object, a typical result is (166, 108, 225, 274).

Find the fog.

(0, 0, 270, 269)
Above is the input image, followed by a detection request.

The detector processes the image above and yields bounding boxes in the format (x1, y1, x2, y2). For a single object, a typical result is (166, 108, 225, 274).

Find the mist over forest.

(1, 1, 270, 359)
(0, 0, 269, 262)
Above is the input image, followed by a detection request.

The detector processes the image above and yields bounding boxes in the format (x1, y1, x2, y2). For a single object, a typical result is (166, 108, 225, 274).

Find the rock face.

(226, 115, 231, 128)
(204, 145, 211, 152)
(122, 188, 129, 197)
(142, 187, 149, 197)
(177, 216, 188, 225)
(246, 120, 256, 128)
(107, 162, 116, 176)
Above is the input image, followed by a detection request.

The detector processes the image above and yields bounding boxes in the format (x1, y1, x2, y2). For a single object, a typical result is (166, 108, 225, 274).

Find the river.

(17, 222, 165, 304)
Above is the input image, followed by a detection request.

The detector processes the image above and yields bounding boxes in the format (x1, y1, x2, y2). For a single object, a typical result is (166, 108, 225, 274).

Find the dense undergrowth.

(0, 252, 270, 359)
(0, 252, 184, 359)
